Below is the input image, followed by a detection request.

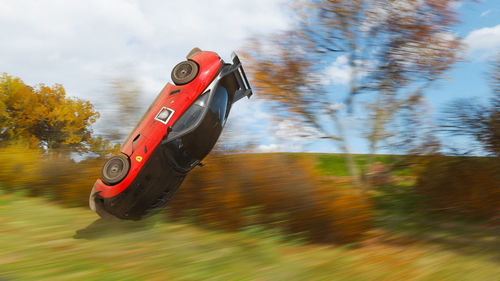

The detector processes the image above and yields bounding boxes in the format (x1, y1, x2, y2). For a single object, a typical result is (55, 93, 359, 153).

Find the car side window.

(164, 85, 229, 171)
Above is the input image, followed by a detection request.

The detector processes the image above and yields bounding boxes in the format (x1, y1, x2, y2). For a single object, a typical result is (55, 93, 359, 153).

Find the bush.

(0, 144, 43, 191)
(416, 155, 500, 219)
(169, 153, 373, 244)
(0, 145, 102, 206)
(0, 146, 373, 244)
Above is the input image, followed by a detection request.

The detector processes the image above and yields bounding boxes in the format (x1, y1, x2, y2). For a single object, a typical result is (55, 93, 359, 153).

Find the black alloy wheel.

(171, 60, 199, 85)
(101, 155, 130, 185)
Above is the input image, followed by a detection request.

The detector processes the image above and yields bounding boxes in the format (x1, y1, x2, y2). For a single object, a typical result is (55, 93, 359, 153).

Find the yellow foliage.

(0, 144, 43, 190)
(0, 73, 99, 152)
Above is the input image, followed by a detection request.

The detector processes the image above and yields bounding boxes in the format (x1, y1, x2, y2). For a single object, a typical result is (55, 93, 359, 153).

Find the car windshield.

(163, 84, 229, 170)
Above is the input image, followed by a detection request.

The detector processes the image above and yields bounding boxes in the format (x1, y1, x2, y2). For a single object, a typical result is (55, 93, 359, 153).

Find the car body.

(89, 48, 252, 220)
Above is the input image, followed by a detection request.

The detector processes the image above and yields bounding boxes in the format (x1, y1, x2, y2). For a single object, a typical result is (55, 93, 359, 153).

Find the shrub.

(416, 155, 500, 219)
(0, 145, 374, 244)
(0, 145, 102, 206)
(0, 144, 43, 191)
(169, 153, 373, 244)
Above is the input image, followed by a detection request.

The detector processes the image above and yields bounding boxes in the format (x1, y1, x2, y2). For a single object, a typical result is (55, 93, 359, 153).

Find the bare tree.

(441, 53, 500, 157)
(243, 0, 464, 184)
(101, 76, 145, 144)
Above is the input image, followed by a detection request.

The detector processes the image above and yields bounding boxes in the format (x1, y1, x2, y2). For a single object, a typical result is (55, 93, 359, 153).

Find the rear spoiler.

(187, 48, 253, 102)
(219, 52, 253, 102)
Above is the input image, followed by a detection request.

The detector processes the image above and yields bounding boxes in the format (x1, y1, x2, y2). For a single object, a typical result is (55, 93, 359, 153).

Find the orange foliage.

(169, 153, 373, 244)
(0, 146, 373, 244)
(416, 156, 500, 219)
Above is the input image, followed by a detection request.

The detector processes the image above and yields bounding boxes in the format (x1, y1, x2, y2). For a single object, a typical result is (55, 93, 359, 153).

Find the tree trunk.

(333, 114, 361, 187)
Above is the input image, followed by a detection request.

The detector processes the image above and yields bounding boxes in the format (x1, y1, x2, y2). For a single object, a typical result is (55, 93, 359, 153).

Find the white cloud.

(246, 119, 325, 153)
(322, 55, 372, 85)
(0, 1, 288, 96)
(323, 55, 351, 85)
(255, 144, 287, 152)
(464, 24, 500, 60)
(327, 102, 346, 112)
(0, 0, 372, 154)
(216, 97, 276, 149)
(480, 9, 492, 17)
(450, 1, 463, 9)
(255, 143, 304, 153)
(0, 0, 289, 137)
(273, 119, 322, 141)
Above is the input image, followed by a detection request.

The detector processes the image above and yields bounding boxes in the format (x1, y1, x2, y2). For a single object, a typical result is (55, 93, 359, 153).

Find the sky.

(1, 0, 499, 154)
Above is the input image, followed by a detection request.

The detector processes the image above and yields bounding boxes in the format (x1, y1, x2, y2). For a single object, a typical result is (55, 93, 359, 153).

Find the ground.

(1, 192, 498, 281)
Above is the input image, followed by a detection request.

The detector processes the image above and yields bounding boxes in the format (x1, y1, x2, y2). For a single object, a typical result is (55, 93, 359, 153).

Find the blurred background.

(0, 0, 499, 280)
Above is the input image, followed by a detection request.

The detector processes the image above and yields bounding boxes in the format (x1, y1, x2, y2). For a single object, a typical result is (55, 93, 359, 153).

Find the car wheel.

(171, 61, 199, 85)
(101, 155, 130, 185)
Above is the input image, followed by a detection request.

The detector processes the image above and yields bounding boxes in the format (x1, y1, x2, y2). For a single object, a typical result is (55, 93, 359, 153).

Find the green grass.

(297, 153, 402, 177)
(1, 193, 499, 281)
(310, 153, 497, 177)
(224, 152, 401, 176)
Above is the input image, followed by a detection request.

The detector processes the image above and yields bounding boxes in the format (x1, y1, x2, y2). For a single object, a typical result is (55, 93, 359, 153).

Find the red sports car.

(89, 48, 252, 220)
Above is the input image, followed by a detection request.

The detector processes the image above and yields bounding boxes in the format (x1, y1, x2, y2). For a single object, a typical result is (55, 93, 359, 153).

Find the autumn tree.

(243, 0, 464, 182)
(0, 73, 100, 153)
(86, 136, 120, 158)
(440, 53, 500, 157)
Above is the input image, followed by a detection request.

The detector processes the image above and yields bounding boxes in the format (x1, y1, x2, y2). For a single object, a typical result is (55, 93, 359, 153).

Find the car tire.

(101, 155, 130, 185)
(171, 61, 199, 85)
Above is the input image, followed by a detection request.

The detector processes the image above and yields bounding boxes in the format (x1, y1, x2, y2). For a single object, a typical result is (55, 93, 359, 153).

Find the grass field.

(263, 152, 409, 177)
(313, 153, 397, 176)
(1, 192, 499, 281)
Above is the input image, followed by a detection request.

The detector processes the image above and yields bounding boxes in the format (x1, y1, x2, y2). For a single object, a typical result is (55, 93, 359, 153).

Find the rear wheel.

(101, 155, 130, 185)
(171, 61, 199, 85)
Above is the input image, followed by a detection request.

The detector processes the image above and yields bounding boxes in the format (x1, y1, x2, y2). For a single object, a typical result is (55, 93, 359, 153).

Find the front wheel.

(171, 61, 199, 85)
